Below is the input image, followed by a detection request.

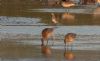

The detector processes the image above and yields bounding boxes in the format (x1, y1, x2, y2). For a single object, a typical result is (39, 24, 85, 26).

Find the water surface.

(0, 0, 100, 61)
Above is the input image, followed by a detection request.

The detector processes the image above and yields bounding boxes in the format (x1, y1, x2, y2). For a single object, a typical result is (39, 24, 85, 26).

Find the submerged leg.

(41, 38, 44, 46)
(71, 43, 73, 51)
(64, 43, 66, 49)
(46, 39, 49, 46)
(51, 34, 55, 46)
(64, 40, 68, 50)
(67, 43, 69, 50)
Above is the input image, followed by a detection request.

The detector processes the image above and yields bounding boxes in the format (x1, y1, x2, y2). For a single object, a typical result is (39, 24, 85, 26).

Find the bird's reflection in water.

(61, 13, 75, 24)
(64, 48, 75, 61)
(41, 44, 52, 57)
(93, 7, 100, 19)
(62, 13, 75, 20)
(50, 13, 76, 25)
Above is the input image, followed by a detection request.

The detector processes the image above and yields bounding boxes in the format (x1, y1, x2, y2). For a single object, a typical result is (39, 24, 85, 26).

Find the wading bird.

(41, 28, 54, 46)
(64, 33, 76, 50)
(41, 13, 58, 46)
(61, 0, 75, 8)
(51, 13, 58, 24)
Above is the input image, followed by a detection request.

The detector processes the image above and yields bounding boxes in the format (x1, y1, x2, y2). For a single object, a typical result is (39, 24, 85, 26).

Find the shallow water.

(0, 25, 100, 61)
(1, 26, 100, 50)
(0, 12, 100, 26)
(0, 0, 100, 61)
(0, 41, 100, 61)
(0, 0, 100, 26)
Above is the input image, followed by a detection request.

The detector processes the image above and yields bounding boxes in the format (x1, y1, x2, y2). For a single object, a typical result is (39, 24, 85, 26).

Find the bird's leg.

(64, 40, 67, 49)
(41, 38, 44, 46)
(71, 43, 73, 51)
(51, 34, 55, 46)
(67, 43, 70, 50)
(64, 45, 67, 54)
(64, 43, 66, 49)
(70, 44, 72, 51)
(67, 43, 69, 50)
(65, 43, 68, 52)
(46, 39, 49, 46)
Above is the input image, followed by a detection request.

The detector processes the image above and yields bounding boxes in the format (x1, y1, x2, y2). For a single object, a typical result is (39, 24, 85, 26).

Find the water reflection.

(93, 7, 100, 18)
(0, 26, 100, 61)
(64, 50, 75, 61)
(28, 12, 100, 25)
(0, 9, 100, 25)
(61, 13, 75, 24)
(92, 7, 100, 24)
(41, 45, 52, 57)
(62, 13, 75, 20)
(0, 0, 100, 61)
